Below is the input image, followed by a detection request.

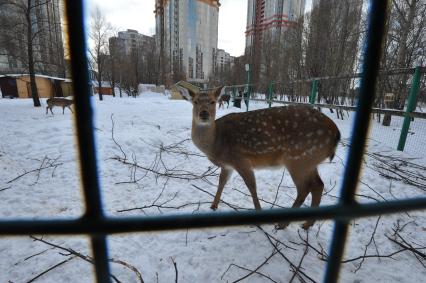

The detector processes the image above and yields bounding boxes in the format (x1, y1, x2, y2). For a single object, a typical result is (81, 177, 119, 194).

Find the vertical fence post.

(245, 64, 251, 112)
(268, 82, 273, 108)
(397, 66, 422, 151)
(309, 79, 318, 104)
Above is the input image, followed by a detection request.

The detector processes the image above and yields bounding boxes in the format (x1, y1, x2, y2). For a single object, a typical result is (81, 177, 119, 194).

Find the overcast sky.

(87, 0, 248, 57)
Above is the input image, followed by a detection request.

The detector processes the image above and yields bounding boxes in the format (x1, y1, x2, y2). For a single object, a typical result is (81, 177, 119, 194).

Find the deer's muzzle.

(199, 111, 210, 121)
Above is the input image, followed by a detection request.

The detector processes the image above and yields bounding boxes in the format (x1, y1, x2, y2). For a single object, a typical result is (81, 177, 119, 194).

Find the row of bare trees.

(235, 0, 425, 123)
(89, 7, 161, 101)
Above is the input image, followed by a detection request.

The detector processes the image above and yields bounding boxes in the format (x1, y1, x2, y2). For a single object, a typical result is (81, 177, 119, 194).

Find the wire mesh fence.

(225, 67, 425, 154)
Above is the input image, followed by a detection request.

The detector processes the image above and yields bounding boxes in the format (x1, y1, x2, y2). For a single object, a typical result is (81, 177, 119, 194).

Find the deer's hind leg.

(301, 168, 324, 230)
(275, 167, 310, 229)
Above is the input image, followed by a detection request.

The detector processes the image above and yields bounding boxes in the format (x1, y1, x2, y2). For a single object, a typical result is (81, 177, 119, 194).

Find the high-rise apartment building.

(110, 29, 155, 57)
(0, 0, 65, 77)
(213, 48, 234, 73)
(245, 0, 305, 81)
(155, 0, 220, 85)
(245, 0, 305, 49)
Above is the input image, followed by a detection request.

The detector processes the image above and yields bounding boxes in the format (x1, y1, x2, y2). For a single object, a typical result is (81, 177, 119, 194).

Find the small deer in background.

(46, 98, 74, 115)
(179, 85, 340, 229)
(218, 94, 231, 109)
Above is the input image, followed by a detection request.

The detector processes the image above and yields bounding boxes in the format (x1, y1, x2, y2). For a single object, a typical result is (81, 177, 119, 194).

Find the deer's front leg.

(211, 167, 232, 210)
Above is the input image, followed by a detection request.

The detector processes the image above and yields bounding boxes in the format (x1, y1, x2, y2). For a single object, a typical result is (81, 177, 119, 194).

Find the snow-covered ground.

(0, 93, 425, 282)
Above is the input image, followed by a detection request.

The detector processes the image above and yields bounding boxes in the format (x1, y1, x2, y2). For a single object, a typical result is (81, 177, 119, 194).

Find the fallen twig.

(7, 156, 62, 184)
(29, 236, 144, 282)
(171, 257, 178, 283)
(0, 186, 12, 192)
(289, 231, 310, 283)
(111, 114, 127, 161)
(258, 226, 317, 283)
(222, 249, 280, 283)
(354, 216, 382, 272)
(26, 256, 76, 283)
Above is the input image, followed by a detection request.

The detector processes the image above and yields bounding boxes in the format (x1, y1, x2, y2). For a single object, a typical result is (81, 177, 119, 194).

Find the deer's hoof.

(301, 221, 314, 230)
(275, 222, 289, 230)
(210, 204, 218, 211)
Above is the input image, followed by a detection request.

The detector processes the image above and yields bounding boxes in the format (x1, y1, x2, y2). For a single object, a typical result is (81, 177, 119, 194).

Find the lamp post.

(245, 63, 251, 111)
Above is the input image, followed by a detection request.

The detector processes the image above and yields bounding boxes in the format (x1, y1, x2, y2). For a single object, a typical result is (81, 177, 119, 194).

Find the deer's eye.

(210, 101, 215, 105)
(194, 101, 198, 105)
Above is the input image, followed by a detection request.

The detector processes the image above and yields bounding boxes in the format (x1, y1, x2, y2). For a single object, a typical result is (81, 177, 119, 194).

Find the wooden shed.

(92, 81, 113, 95)
(0, 74, 67, 98)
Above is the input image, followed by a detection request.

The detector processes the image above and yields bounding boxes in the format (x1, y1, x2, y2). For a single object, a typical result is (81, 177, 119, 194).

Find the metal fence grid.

(1, 1, 426, 283)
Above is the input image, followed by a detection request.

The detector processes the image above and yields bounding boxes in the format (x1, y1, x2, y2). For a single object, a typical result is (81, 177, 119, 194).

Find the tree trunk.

(111, 81, 115, 97)
(27, 1, 40, 107)
(97, 78, 103, 101)
(383, 0, 417, 126)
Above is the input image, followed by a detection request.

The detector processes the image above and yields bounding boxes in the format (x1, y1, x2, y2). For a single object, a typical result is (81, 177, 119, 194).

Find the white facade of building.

(116, 29, 155, 56)
(213, 48, 233, 73)
(155, 0, 220, 85)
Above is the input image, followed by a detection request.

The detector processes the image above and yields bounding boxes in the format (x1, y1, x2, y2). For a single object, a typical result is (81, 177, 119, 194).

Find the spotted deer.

(46, 98, 74, 115)
(218, 93, 230, 109)
(179, 85, 340, 229)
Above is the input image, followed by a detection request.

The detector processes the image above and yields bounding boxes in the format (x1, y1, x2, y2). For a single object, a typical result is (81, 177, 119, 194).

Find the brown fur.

(46, 98, 74, 115)
(218, 94, 230, 108)
(180, 85, 340, 229)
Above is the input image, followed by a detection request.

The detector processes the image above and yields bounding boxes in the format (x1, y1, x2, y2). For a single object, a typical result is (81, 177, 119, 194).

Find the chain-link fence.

(225, 67, 425, 154)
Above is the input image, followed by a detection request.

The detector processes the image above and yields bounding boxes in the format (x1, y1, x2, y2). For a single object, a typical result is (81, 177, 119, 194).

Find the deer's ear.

(176, 86, 197, 102)
(213, 86, 224, 99)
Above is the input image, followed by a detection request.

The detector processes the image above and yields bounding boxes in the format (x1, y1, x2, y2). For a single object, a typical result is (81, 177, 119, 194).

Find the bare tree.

(0, 0, 65, 106)
(89, 6, 114, 101)
(305, 0, 363, 106)
(380, 0, 426, 126)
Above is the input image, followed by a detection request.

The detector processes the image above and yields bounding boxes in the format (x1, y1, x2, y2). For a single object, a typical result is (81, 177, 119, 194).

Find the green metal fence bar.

(309, 79, 318, 104)
(246, 99, 426, 119)
(245, 64, 251, 111)
(268, 81, 273, 108)
(397, 66, 422, 151)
